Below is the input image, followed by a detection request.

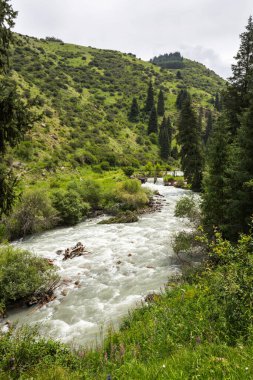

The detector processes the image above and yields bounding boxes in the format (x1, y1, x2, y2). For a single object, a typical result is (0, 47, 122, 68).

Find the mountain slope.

(10, 34, 225, 174)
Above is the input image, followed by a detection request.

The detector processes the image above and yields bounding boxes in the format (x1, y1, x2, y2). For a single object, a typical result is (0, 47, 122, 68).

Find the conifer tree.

(145, 81, 154, 112)
(214, 93, 222, 111)
(157, 89, 165, 116)
(129, 97, 139, 122)
(178, 94, 203, 191)
(148, 106, 158, 134)
(176, 89, 189, 110)
(0, 0, 17, 73)
(202, 115, 230, 232)
(203, 110, 213, 145)
(223, 104, 253, 238)
(159, 116, 171, 160)
(224, 16, 253, 135)
(0, 1, 32, 216)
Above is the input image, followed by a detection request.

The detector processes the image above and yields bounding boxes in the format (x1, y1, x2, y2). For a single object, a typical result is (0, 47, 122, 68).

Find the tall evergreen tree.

(224, 16, 253, 135)
(157, 89, 165, 116)
(0, 1, 32, 216)
(159, 116, 172, 160)
(148, 106, 158, 134)
(176, 89, 189, 110)
(214, 92, 222, 111)
(129, 97, 139, 122)
(202, 115, 230, 233)
(145, 81, 154, 112)
(178, 94, 203, 191)
(223, 104, 253, 238)
(203, 110, 213, 145)
(0, 0, 17, 73)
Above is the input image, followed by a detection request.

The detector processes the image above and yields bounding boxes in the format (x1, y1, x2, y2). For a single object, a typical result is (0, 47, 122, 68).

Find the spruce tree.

(178, 94, 203, 191)
(159, 116, 171, 160)
(203, 110, 213, 145)
(0, 0, 17, 73)
(176, 89, 189, 110)
(224, 16, 253, 135)
(223, 104, 253, 238)
(214, 93, 222, 111)
(0, 1, 32, 216)
(202, 115, 230, 232)
(145, 81, 154, 112)
(148, 106, 158, 134)
(129, 97, 139, 122)
(157, 89, 165, 116)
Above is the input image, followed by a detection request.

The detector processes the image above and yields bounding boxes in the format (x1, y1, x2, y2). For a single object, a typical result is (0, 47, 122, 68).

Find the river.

(8, 180, 189, 347)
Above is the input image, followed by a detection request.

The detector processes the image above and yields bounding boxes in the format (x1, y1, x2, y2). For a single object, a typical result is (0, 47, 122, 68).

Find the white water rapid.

(8, 181, 188, 347)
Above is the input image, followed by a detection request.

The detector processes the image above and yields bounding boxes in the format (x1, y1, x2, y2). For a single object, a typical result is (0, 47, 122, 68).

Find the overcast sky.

(11, 0, 253, 78)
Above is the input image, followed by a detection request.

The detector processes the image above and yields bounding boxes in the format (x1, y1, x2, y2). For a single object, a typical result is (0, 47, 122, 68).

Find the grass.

(9, 33, 224, 180)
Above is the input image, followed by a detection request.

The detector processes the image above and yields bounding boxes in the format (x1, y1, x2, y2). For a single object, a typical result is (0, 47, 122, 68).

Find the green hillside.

(9, 34, 224, 175)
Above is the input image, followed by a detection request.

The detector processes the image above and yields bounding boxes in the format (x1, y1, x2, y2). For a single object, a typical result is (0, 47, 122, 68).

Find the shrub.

(174, 195, 201, 225)
(5, 190, 59, 240)
(122, 166, 134, 177)
(67, 179, 102, 209)
(115, 179, 149, 210)
(0, 246, 58, 313)
(52, 190, 89, 226)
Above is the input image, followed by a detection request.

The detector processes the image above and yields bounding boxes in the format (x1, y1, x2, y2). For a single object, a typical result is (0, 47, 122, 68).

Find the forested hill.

(10, 34, 224, 173)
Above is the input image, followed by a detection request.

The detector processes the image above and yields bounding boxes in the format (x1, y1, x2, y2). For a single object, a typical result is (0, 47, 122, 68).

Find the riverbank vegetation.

(0, 246, 58, 316)
(1, 226, 253, 379)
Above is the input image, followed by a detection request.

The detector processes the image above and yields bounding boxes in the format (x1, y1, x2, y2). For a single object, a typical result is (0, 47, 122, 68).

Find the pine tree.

(148, 106, 158, 134)
(176, 70, 183, 80)
(129, 97, 139, 122)
(223, 104, 253, 238)
(176, 89, 189, 110)
(214, 93, 222, 111)
(0, 0, 17, 73)
(202, 115, 230, 232)
(145, 81, 154, 112)
(157, 89, 165, 116)
(159, 116, 171, 160)
(224, 16, 253, 135)
(203, 110, 213, 145)
(0, 1, 32, 216)
(178, 94, 203, 191)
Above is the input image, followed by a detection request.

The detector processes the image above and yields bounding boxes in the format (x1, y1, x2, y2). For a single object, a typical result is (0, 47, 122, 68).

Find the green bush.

(67, 179, 102, 209)
(5, 190, 59, 240)
(52, 190, 89, 225)
(0, 246, 58, 313)
(115, 179, 149, 210)
(122, 166, 135, 177)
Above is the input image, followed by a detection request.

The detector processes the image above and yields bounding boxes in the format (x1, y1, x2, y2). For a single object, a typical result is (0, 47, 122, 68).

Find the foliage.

(0, 246, 58, 312)
(177, 93, 203, 191)
(0, 0, 17, 73)
(115, 179, 149, 210)
(157, 89, 165, 116)
(4, 189, 59, 239)
(68, 179, 102, 209)
(159, 116, 171, 160)
(202, 115, 230, 234)
(129, 97, 139, 122)
(1, 230, 253, 379)
(122, 166, 135, 177)
(145, 80, 154, 112)
(148, 106, 158, 135)
(52, 189, 89, 226)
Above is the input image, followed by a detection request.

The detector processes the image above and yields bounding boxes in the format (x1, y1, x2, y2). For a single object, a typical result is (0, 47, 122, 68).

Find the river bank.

(3, 181, 188, 346)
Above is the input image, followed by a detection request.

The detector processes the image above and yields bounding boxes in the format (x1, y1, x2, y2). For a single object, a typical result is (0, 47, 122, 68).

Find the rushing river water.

(7, 180, 188, 347)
